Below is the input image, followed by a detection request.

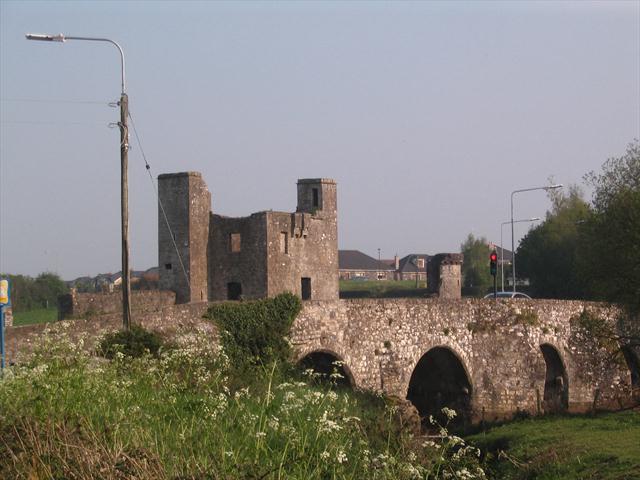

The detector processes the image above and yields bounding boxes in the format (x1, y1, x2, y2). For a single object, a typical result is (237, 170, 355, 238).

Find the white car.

(484, 292, 532, 299)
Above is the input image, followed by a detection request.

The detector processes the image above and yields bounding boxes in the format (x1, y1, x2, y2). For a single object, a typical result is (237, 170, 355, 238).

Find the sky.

(1, 0, 639, 281)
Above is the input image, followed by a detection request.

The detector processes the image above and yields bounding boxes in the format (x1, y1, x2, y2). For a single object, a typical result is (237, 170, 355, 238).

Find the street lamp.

(26, 32, 132, 329)
(510, 185, 562, 293)
(500, 217, 539, 292)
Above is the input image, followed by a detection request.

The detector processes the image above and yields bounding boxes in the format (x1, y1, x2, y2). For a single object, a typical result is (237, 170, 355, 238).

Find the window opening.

(280, 232, 289, 254)
(301, 277, 311, 300)
(227, 282, 242, 300)
(230, 233, 241, 252)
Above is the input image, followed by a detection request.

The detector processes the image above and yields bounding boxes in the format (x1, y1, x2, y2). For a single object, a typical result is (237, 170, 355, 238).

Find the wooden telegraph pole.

(120, 93, 132, 329)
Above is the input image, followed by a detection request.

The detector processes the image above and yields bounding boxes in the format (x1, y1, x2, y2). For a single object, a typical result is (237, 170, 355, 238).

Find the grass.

(339, 280, 428, 299)
(0, 327, 485, 479)
(468, 411, 640, 479)
(11, 307, 58, 326)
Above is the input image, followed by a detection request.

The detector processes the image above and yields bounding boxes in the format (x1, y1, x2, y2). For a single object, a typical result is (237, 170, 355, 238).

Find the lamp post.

(511, 185, 562, 293)
(500, 217, 539, 292)
(26, 33, 132, 329)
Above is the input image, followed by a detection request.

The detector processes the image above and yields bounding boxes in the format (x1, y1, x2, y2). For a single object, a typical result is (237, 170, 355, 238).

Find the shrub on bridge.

(205, 292, 301, 368)
(99, 325, 164, 359)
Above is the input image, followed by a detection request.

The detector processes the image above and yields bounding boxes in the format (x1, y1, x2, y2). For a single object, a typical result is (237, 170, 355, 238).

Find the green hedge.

(205, 292, 301, 367)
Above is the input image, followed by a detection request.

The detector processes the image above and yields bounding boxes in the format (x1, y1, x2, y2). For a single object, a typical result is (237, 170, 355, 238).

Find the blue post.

(0, 305, 4, 371)
(0, 278, 9, 373)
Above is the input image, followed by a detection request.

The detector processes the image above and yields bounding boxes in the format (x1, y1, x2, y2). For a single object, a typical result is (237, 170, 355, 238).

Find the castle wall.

(208, 213, 268, 300)
(266, 211, 339, 301)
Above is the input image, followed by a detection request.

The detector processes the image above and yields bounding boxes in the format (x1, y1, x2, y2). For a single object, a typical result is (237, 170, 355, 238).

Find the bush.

(205, 292, 301, 368)
(99, 325, 163, 359)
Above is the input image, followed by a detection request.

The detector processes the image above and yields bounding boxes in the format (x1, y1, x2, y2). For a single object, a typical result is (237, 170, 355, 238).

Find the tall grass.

(0, 326, 485, 479)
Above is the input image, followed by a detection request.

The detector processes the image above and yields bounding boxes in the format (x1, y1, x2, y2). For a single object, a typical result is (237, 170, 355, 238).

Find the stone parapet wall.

(5, 301, 212, 365)
(291, 298, 633, 422)
(58, 290, 176, 320)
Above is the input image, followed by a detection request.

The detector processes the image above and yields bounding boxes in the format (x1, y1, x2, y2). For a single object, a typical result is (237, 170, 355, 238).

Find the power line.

(0, 120, 106, 126)
(127, 108, 191, 290)
(1, 97, 110, 105)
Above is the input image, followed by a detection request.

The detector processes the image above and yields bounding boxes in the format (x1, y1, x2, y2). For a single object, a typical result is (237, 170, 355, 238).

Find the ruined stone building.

(158, 172, 339, 303)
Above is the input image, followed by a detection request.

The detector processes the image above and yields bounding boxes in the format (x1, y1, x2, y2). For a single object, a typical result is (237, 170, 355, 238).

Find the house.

(338, 251, 430, 283)
(395, 254, 429, 283)
(338, 250, 395, 281)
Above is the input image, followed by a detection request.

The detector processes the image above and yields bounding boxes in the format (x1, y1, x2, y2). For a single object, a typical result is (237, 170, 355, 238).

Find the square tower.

(158, 172, 211, 304)
(297, 178, 337, 219)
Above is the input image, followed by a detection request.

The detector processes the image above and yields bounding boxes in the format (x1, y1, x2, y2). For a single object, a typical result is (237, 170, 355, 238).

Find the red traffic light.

(490, 252, 497, 262)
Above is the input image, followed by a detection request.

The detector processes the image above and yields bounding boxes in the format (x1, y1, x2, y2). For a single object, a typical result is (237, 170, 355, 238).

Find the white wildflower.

(442, 407, 457, 420)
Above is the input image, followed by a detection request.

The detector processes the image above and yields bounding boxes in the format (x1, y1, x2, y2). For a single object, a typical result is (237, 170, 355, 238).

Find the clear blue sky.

(1, 0, 638, 280)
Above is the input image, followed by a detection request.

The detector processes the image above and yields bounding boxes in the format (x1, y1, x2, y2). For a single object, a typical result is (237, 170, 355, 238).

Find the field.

(339, 280, 428, 298)
(469, 411, 640, 479)
(11, 307, 58, 326)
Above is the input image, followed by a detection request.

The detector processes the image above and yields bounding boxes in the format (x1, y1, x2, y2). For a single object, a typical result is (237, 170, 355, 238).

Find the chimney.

(394, 254, 399, 270)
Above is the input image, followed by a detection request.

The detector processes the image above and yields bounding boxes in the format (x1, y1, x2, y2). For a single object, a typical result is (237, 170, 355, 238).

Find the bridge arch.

(297, 349, 354, 387)
(540, 343, 569, 413)
(406, 346, 473, 426)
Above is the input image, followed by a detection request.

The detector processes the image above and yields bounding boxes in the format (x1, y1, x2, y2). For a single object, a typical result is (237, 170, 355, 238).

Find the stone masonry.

(158, 172, 211, 304)
(5, 296, 638, 423)
(159, 173, 339, 302)
(427, 254, 463, 299)
(291, 298, 637, 423)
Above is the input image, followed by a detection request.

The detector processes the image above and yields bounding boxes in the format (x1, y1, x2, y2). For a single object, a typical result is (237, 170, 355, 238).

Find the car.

(484, 292, 532, 299)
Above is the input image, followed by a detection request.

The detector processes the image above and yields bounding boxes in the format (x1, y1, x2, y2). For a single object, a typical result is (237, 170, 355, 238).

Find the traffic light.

(490, 251, 498, 276)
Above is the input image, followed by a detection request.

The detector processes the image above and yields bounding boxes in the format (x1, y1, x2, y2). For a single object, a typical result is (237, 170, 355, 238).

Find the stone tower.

(158, 172, 211, 304)
(297, 178, 337, 218)
(427, 253, 463, 299)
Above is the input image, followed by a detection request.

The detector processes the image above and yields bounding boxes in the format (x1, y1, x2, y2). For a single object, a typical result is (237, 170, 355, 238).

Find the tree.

(580, 140, 640, 313)
(0, 272, 67, 312)
(33, 272, 68, 309)
(460, 234, 492, 297)
(517, 185, 591, 299)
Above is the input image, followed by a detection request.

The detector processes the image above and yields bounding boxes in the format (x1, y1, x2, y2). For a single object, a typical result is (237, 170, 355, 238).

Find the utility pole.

(26, 33, 133, 329)
(120, 93, 131, 329)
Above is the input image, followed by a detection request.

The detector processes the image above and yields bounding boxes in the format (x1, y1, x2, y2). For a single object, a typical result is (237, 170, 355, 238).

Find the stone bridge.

(7, 293, 639, 425)
(291, 298, 639, 424)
